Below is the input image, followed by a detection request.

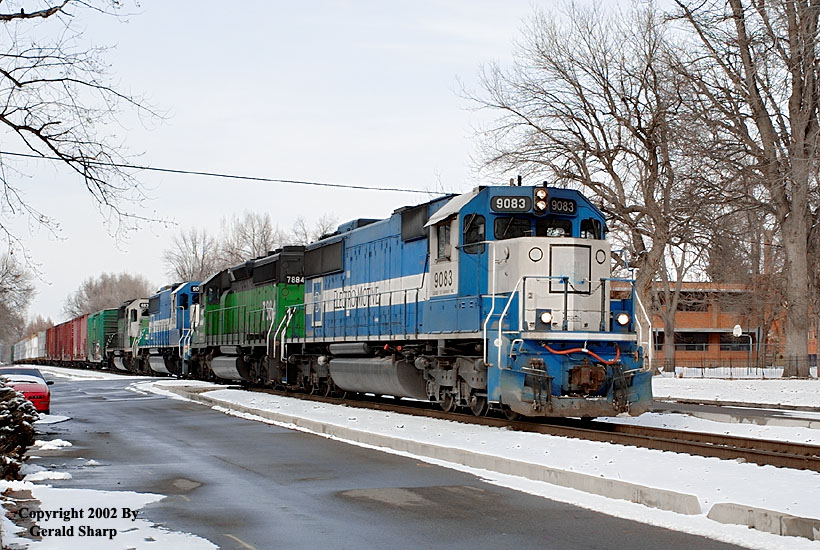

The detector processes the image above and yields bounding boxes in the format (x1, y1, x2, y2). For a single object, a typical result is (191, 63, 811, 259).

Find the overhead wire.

(0, 150, 449, 195)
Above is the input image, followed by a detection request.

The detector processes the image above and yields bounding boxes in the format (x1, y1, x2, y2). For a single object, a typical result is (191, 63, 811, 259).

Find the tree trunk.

(780, 207, 811, 377)
(660, 310, 676, 373)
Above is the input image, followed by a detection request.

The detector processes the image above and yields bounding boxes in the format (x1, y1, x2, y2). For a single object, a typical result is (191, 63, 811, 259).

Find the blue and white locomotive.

(143, 282, 200, 375)
(285, 183, 653, 418)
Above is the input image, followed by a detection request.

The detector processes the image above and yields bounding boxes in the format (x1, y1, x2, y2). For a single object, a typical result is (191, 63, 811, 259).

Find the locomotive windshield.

(494, 217, 531, 240)
(536, 217, 572, 237)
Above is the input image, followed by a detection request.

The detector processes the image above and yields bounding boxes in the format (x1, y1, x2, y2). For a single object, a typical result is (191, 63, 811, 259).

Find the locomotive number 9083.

(549, 198, 576, 215)
(491, 196, 532, 212)
(433, 269, 453, 289)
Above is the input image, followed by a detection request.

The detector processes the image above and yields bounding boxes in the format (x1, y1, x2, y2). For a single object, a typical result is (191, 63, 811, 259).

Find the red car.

(0, 367, 53, 414)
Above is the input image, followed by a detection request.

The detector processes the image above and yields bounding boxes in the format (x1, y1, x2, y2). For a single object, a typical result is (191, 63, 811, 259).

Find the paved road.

(30, 376, 746, 550)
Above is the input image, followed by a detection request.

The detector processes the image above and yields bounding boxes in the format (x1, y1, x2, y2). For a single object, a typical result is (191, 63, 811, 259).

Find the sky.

(7, 0, 548, 323)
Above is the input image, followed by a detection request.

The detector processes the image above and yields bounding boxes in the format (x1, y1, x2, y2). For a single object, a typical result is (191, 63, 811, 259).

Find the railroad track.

(243, 386, 820, 472)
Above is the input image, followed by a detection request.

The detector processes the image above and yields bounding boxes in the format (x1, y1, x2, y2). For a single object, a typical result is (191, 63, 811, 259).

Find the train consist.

(12, 184, 654, 418)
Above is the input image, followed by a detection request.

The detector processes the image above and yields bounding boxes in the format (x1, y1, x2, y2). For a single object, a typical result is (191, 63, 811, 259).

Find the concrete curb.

(707, 503, 820, 541)
(165, 386, 701, 515)
(655, 397, 820, 413)
(165, 386, 820, 541)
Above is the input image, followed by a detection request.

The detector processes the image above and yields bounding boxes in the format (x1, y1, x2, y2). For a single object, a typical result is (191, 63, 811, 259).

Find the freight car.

(87, 309, 118, 365)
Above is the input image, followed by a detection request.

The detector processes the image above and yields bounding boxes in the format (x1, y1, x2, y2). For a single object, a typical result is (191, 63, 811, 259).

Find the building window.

(675, 332, 709, 351)
(720, 332, 751, 351)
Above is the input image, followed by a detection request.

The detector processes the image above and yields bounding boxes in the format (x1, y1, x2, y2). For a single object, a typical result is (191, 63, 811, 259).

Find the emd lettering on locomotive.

(549, 197, 576, 215)
(491, 196, 531, 212)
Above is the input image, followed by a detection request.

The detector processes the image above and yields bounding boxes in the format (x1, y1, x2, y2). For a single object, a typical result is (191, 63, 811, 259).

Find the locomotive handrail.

(496, 275, 571, 369)
(496, 277, 524, 369)
(280, 307, 295, 361)
(269, 306, 289, 359)
(633, 285, 653, 371)
(482, 242, 499, 365)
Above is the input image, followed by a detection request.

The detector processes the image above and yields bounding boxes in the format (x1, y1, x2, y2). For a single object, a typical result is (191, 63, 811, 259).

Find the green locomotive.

(188, 246, 305, 382)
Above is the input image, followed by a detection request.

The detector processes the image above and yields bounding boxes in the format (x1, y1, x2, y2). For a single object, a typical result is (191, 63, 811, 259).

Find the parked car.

(0, 368, 52, 414)
(0, 366, 48, 380)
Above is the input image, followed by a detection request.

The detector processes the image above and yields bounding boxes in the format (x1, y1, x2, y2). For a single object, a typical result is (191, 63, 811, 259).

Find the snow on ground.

(673, 366, 819, 379)
(30, 365, 145, 381)
(138, 379, 820, 550)
(34, 414, 70, 425)
(602, 411, 820, 444)
(0, 479, 217, 550)
(653, 375, 820, 408)
(31, 439, 72, 450)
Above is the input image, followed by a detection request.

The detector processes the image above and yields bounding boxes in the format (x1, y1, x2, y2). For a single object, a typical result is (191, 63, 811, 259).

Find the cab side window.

(581, 218, 602, 239)
(130, 310, 137, 322)
(463, 214, 485, 254)
(436, 222, 451, 261)
(207, 286, 220, 305)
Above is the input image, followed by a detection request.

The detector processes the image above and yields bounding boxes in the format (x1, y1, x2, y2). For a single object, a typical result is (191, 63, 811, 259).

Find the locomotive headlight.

(540, 311, 553, 325)
(535, 188, 547, 200)
(616, 312, 630, 326)
(535, 200, 547, 211)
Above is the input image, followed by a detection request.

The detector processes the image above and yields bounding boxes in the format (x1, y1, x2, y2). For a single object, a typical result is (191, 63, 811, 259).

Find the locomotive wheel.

(440, 392, 456, 413)
(469, 395, 488, 417)
(501, 406, 520, 421)
(322, 378, 337, 397)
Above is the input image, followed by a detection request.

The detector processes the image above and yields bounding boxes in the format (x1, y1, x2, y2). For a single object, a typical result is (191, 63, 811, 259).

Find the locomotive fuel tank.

(328, 356, 428, 400)
(147, 356, 171, 375)
(210, 355, 252, 381)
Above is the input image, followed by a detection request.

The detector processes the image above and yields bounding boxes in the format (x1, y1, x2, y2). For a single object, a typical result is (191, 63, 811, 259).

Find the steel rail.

(243, 386, 820, 472)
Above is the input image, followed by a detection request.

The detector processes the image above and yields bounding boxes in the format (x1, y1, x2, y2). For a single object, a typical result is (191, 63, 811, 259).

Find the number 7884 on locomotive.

(254, 183, 655, 418)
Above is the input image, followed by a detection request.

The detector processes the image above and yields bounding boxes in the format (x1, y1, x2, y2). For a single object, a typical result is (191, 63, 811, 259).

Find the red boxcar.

(71, 314, 89, 361)
(46, 324, 57, 361)
(49, 320, 74, 362)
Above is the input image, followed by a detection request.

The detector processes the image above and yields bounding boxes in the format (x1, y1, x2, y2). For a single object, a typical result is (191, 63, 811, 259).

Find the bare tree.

(0, 1, 156, 255)
(671, 0, 820, 377)
(63, 272, 153, 318)
(470, 3, 714, 368)
(162, 227, 221, 282)
(290, 213, 339, 245)
(0, 252, 33, 344)
(217, 211, 289, 266)
(23, 314, 53, 338)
